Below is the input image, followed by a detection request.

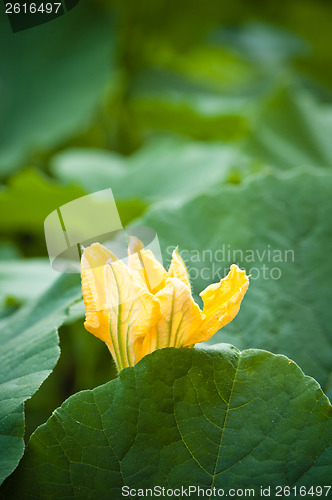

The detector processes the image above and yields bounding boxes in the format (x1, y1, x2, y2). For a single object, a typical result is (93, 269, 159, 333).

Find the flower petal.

(140, 277, 203, 355)
(81, 268, 111, 343)
(192, 264, 249, 344)
(167, 248, 191, 289)
(81, 242, 117, 270)
(82, 244, 160, 370)
(128, 248, 167, 294)
(104, 262, 160, 369)
(81, 243, 118, 343)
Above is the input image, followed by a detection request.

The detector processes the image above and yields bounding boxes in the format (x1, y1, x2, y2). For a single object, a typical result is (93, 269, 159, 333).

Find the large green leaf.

(0, 273, 82, 484)
(5, 346, 332, 498)
(0, 1, 114, 177)
(139, 169, 332, 398)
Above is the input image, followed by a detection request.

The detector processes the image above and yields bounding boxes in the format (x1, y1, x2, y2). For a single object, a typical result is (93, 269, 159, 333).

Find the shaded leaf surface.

(7, 346, 332, 498)
(0, 274, 82, 484)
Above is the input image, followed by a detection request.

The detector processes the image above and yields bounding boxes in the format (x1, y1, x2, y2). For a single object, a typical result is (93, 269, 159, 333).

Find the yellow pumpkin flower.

(81, 242, 249, 371)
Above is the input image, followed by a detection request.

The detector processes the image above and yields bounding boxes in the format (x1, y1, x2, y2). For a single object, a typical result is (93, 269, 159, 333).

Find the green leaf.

(0, 2, 115, 177)
(0, 259, 57, 309)
(0, 273, 82, 484)
(51, 148, 126, 194)
(139, 169, 332, 397)
(248, 87, 332, 169)
(0, 169, 85, 235)
(0, 167, 148, 241)
(116, 22, 296, 145)
(132, 92, 250, 142)
(0, 243, 21, 261)
(214, 22, 308, 65)
(51, 138, 261, 204)
(6, 346, 332, 498)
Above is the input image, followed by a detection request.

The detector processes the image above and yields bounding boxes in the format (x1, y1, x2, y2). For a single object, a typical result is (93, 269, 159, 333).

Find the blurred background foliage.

(1, 0, 332, 439)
